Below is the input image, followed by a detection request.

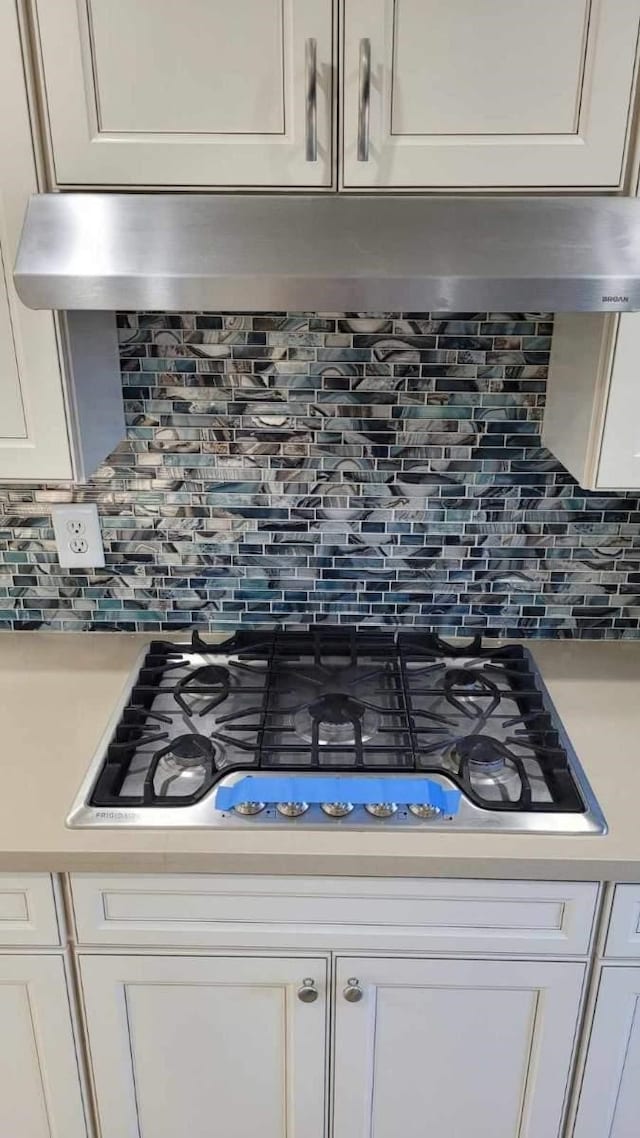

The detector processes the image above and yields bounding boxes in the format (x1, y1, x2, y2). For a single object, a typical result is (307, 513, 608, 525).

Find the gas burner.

(453, 735, 523, 800)
(455, 734, 507, 772)
(153, 734, 216, 797)
(175, 664, 230, 716)
(443, 669, 500, 716)
(445, 668, 487, 697)
(293, 692, 379, 746)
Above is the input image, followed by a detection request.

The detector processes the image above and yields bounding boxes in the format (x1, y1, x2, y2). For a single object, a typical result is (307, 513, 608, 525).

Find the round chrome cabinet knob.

(343, 978, 363, 1002)
(297, 978, 319, 1003)
(408, 803, 440, 819)
(365, 803, 397, 818)
(321, 802, 354, 817)
(276, 802, 309, 817)
(234, 801, 265, 816)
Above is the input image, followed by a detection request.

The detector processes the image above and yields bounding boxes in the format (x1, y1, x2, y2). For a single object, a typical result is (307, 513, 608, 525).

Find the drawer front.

(605, 884, 640, 957)
(70, 875, 598, 955)
(0, 874, 61, 946)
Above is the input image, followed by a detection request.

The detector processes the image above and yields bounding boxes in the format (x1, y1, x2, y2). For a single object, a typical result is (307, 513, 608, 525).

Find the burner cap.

(293, 691, 379, 746)
(175, 664, 231, 715)
(153, 733, 215, 798)
(444, 668, 500, 716)
(310, 693, 365, 725)
(453, 734, 524, 800)
(446, 668, 484, 690)
(192, 665, 230, 687)
(164, 733, 215, 767)
(455, 734, 505, 768)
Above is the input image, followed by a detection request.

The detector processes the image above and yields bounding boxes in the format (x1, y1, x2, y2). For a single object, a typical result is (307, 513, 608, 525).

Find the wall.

(1, 309, 640, 638)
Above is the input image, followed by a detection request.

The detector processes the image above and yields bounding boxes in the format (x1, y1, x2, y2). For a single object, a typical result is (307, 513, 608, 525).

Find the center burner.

(293, 692, 379, 746)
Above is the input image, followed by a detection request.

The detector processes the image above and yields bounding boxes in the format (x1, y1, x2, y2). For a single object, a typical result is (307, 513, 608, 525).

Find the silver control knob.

(277, 802, 309, 817)
(365, 803, 397, 818)
(234, 801, 265, 816)
(343, 978, 363, 1002)
(321, 802, 354, 817)
(408, 803, 440, 819)
(297, 978, 319, 1003)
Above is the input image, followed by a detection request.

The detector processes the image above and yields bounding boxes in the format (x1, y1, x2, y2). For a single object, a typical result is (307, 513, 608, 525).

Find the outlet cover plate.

(51, 503, 105, 568)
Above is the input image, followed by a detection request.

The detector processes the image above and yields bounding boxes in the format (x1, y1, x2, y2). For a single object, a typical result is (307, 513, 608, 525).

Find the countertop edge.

(0, 850, 636, 882)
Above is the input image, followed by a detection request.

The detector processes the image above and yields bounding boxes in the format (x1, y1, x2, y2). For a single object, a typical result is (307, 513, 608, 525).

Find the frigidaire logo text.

(602, 295, 630, 303)
(95, 810, 138, 821)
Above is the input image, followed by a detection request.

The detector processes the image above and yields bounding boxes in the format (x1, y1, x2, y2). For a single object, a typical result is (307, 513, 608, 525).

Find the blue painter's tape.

(215, 776, 461, 815)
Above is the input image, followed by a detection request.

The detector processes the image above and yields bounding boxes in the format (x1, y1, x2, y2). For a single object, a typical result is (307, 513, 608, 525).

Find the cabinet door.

(594, 313, 640, 489)
(78, 953, 327, 1138)
(0, 954, 87, 1138)
(342, 0, 640, 189)
(573, 967, 640, 1138)
(33, 0, 335, 188)
(333, 956, 585, 1138)
(0, 1, 73, 479)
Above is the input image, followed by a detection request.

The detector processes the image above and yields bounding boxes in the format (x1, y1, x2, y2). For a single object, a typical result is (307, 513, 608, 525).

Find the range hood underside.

(14, 193, 640, 314)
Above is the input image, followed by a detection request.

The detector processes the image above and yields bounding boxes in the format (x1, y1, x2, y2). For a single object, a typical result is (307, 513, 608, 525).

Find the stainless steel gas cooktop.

(67, 629, 606, 834)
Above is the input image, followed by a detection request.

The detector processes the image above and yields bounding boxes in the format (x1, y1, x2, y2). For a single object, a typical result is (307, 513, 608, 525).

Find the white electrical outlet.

(51, 503, 105, 568)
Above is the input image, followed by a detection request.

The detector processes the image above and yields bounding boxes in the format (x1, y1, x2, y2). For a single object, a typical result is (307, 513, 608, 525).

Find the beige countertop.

(1, 630, 639, 880)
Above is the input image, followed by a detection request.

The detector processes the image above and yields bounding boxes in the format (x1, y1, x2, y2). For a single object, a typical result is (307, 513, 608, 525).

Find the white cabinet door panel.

(391, 0, 589, 137)
(0, 955, 87, 1138)
(0, 873, 61, 947)
(342, 0, 640, 188)
(573, 967, 640, 1138)
(89, 0, 286, 135)
(594, 314, 640, 488)
(333, 956, 585, 1138)
(33, 0, 335, 188)
(606, 885, 640, 958)
(0, 245, 26, 439)
(79, 953, 327, 1138)
(0, 1, 72, 480)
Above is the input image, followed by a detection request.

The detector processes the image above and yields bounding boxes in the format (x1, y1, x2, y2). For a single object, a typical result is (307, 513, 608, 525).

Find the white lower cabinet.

(0, 954, 87, 1138)
(78, 953, 328, 1138)
(573, 967, 640, 1138)
(67, 875, 597, 1138)
(76, 949, 586, 1138)
(333, 956, 586, 1138)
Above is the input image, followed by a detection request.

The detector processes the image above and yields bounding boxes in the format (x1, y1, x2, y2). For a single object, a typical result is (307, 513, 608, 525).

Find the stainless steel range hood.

(14, 193, 640, 314)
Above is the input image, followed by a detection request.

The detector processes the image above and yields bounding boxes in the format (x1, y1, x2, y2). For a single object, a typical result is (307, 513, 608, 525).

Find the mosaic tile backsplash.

(2, 310, 640, 638)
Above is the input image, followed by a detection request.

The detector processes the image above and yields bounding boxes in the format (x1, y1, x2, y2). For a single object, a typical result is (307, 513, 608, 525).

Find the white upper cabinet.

(31, 0, 335, 188)
(333, 956, 586, 1138)
(544, 313, 640, 490)
(1, 2, 124, 482)
(78, 953, 328, 1138)
(0, 1, 73, 479)
(341, 0, 640, 189)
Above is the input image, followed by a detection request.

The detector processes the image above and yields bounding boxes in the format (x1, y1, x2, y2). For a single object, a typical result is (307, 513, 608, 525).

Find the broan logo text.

(602, 295, 630, 303)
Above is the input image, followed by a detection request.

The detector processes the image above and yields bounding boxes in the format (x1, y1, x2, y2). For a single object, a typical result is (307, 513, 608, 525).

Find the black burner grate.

(89, 628, 586, 814)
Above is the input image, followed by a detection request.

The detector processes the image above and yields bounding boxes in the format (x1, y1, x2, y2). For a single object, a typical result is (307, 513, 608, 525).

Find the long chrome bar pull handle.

(305, 38, 318, 162)
(357, 38, 371, 162)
